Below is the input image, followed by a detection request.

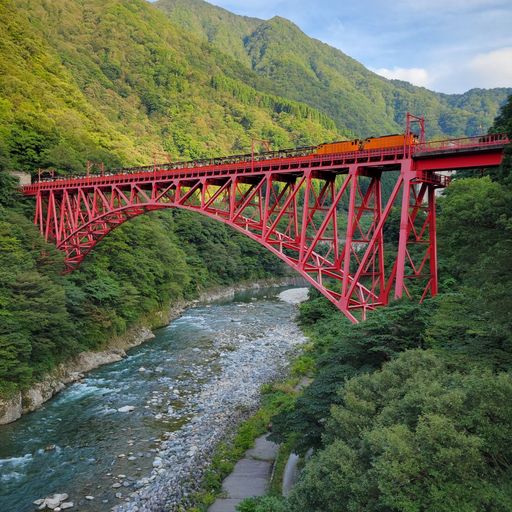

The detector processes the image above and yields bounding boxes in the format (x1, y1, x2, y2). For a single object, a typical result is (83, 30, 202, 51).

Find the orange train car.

(362, 133, 417, 150)
(315, 140, 360, 155)
(314, 133, 417, 155)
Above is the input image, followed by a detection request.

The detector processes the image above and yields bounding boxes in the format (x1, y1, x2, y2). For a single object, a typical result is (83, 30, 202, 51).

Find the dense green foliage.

(269, 297, 435, 454)
(239, 96, 512, 511)
(157, 0, 511, 138)
(0, 0, 341, 175)
(289, 351, 512, 512)
(427, 177, 512, 368)
(0, 179, 286, 396)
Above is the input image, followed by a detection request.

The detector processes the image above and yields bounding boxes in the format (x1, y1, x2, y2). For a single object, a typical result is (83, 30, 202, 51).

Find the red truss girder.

(31, 157, 449, 323)
(24, 132, 509, 323)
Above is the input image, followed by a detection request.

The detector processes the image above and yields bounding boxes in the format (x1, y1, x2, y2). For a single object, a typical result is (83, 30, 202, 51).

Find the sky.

(202, 0, 512, 94)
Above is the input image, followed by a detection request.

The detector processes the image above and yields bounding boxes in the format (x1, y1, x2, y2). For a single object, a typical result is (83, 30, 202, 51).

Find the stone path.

(208, 435, 278, 512)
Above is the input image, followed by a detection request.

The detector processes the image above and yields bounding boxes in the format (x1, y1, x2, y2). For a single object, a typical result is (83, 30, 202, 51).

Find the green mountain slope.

(0, 0, 340, 174)
(156, 0, 511, 138)
(2, 0, 509, 176)
(151, 0, 260, 67)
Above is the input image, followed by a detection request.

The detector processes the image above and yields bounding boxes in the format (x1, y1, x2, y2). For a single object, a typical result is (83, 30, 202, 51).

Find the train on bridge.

(37, 131, 504, 182)
(52, 133, 418, 180)
(134, 134, 418, 171)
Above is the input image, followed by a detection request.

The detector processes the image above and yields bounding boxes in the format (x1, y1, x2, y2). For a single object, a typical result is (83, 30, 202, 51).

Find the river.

(0, 286, 308, 512)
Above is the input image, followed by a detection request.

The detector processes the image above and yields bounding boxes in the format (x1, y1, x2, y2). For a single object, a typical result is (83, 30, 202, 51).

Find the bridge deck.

(22, 133, 508, 195)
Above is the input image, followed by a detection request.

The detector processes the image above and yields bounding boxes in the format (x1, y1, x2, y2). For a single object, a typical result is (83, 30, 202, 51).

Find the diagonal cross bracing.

(23, 134, 508, 323)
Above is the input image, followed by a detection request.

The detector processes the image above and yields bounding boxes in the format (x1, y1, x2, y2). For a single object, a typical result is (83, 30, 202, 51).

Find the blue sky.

(201, 0, 512, 94)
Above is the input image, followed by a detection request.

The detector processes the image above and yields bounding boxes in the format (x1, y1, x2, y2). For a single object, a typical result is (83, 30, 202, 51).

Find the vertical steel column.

(298, 171, 312, 263)
(341, 167, 359, 304)
(373, 175, 386, 303)
(261, 174, 272, 237)
(331, 179, 339, 266)
(427, 184, 438, 297)
(229, 178, 237, 221)
(34, 191, 44, 235)
(394, 163, 413, 299)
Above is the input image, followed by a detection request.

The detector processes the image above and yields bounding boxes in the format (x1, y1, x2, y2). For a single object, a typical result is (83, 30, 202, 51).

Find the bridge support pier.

(392, 164, 438, 303)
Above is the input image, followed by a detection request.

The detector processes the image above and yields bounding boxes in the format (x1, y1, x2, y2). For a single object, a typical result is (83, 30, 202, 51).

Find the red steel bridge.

(22, 117, 509, 323)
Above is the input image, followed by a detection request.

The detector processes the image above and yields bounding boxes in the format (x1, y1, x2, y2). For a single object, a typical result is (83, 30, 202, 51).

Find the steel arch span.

(23, 131, 508, 323)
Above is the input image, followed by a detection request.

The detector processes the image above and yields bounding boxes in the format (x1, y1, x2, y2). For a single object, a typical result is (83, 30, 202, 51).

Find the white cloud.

(423, 46, 512, 92)
(373, 67, 431, 88)
(371, 48, 512, 92)
(466, 47, 512, 88)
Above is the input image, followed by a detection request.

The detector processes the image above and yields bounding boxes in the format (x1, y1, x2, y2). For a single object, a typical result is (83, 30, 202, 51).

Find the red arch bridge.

(22, 123, 508, 323)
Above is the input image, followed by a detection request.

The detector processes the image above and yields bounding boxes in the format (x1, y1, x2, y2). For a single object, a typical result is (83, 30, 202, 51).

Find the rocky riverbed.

(0, 277, 297, 426)
(115, 288, 308, 512)
(0, 286, 308, 512)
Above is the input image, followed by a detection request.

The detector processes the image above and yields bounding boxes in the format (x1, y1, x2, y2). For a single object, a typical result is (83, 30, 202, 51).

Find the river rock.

(278, 287, 309, 304)
(0, 392, 22, 424)
(118, 406, 135, 413)
(38, 493, 69, 510)
(60, 503, 74, 510)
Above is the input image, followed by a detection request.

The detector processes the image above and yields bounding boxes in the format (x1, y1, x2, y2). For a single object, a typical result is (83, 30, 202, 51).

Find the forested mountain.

(156, 0, 511, 138)
(0, 0, 510, 178)
(0, 0, 341, 175)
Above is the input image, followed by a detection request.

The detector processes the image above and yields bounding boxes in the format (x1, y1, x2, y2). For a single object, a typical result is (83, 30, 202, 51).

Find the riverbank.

(113, 287, 309, 512)
(188, 316, 313, 512)
(0, 277, 301, 425)
(0, 285, 309, 511)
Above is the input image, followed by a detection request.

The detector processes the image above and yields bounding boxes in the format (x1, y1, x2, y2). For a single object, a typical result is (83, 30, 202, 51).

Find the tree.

(288, 350, 512, 512)
(270, 299, 435, 453)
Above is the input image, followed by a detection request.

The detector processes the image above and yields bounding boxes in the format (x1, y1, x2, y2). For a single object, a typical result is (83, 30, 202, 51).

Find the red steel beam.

(21, 133, 508, 322)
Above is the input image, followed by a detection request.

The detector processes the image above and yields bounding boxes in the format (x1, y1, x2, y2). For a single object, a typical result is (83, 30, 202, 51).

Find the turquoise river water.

(0, 286, 302, 511)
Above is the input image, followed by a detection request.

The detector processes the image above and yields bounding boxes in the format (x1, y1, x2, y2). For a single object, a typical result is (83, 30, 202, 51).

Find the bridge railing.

(28, 145, 409, 187)
(413, 133, 509, 154)
(415, 171, 451, 187)
(23, 133, 510, 191)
